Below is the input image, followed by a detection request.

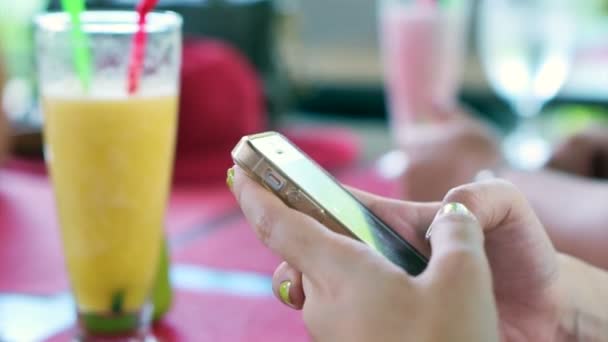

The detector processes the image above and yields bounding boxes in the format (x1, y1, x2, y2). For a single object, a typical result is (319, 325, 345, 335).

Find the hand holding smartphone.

(232, 132, 427, 275)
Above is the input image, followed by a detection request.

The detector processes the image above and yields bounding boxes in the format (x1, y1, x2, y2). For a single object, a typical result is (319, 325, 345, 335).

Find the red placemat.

(166, 186, 236, 236)
(0, 169, 67, 294)
(173, 221, 279, 276)
(46, 290, 309, 342)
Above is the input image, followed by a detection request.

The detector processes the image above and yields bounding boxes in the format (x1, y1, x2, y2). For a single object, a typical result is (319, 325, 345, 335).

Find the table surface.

(0, 123, 397, 342)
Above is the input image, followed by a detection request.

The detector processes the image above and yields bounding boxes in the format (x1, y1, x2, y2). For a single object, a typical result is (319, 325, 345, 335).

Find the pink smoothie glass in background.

(379, 0, 471, 145)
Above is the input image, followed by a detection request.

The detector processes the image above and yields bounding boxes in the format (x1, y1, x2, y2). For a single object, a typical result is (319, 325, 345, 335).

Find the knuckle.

(445, 185, 482, 209)
(447, 179, 525, 207)
(487, 178, 517, 192)
(445, 180, 528, 228)
(493, 179, 527, 204)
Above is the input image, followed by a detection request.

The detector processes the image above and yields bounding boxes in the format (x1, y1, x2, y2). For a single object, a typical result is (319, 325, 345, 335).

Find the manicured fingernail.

(426, 202, 472, 240)
(226, 167, 235, 189)
(279, 280, 293, 307)
(439, 202, 471, 217)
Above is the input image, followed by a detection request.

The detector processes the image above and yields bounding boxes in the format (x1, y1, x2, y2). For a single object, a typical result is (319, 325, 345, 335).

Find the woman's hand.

(443, 181, 561, 341)
(279, 181, 562, 341)
(230, 165, 565, 341)
(230, 166, 503, 342)
(400, 107, 501, 201)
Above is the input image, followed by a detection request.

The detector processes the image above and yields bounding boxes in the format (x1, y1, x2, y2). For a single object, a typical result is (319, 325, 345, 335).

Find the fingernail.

(439, 202, 471, 217)
(279, 280, 293, 307)
(226, 167, 235, 189)
(426, 202, 472, 240)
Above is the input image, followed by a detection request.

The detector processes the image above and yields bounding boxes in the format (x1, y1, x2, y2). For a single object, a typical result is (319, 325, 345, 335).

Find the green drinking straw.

(60, 0, 91, 90)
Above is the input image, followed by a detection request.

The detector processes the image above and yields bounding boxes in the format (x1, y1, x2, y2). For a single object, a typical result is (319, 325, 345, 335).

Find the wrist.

(555, 253, 608, 342)
(555, 254, 577, 342)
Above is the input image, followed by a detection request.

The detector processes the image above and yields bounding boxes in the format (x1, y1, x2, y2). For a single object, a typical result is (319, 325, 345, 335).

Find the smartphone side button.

(264, 170, 285, 191)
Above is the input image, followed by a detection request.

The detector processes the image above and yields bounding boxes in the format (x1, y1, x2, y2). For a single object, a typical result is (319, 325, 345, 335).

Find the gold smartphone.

(232, 131, 427, 275)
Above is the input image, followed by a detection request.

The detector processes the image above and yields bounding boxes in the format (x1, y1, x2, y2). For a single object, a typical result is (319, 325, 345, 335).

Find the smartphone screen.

(250, 134, 427, 275)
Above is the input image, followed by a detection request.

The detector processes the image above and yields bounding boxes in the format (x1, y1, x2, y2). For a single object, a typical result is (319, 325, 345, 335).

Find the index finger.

(230, 166, 357, 281)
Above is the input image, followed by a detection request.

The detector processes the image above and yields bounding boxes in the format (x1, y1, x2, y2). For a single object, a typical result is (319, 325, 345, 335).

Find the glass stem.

(518, 115, 539, 137)
(513, 97, 542, 120)
(502, 99, 550, 170)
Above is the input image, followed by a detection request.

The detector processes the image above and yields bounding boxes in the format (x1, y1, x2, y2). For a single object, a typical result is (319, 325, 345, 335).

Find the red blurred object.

(173, 126, 361, 184)
(175, 39, 266, 183)
(283, 126, 360, 171)
(171, 38, 364, 183)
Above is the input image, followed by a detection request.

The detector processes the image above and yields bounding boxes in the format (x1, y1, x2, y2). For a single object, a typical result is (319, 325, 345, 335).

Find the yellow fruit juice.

(42, 86, 177, 314)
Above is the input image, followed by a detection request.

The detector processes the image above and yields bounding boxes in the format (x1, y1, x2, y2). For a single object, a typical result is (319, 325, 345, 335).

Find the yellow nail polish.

(439, 202, 471, 217)
(426, 202, 473, 240)
(279, 280, 293, 307)
(226, 167, 235, 189)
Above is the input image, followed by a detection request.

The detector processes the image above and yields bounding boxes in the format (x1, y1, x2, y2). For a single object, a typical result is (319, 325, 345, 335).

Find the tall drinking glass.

(376, 0, 470, 183)
(379, 0, 470, 144)
(35, 11, 181, 340)
(478, 0, 576, 170)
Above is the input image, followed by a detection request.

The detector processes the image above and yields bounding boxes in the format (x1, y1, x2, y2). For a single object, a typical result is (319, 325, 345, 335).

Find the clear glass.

(376, 0, 471, 188)
(478, 0, 576, 169)
(35, 11, 182, 341)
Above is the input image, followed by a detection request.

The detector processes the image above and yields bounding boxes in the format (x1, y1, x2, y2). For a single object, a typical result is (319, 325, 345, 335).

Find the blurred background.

(2, 1, 608, 340)
(3, 0, 608, 161)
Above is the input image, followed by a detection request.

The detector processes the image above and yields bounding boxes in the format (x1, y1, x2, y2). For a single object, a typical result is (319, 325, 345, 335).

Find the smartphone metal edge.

(231, 132, 428, 274)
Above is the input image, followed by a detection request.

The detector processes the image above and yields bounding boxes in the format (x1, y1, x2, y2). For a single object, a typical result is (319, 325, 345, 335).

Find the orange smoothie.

(42, 88, 177, 313)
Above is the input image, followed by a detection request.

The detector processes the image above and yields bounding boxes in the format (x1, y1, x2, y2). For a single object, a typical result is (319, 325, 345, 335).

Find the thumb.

(422, 202, 490, 283)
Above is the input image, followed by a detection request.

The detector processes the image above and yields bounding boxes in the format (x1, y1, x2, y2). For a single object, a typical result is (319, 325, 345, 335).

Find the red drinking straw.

(127, 0, 159, 95)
